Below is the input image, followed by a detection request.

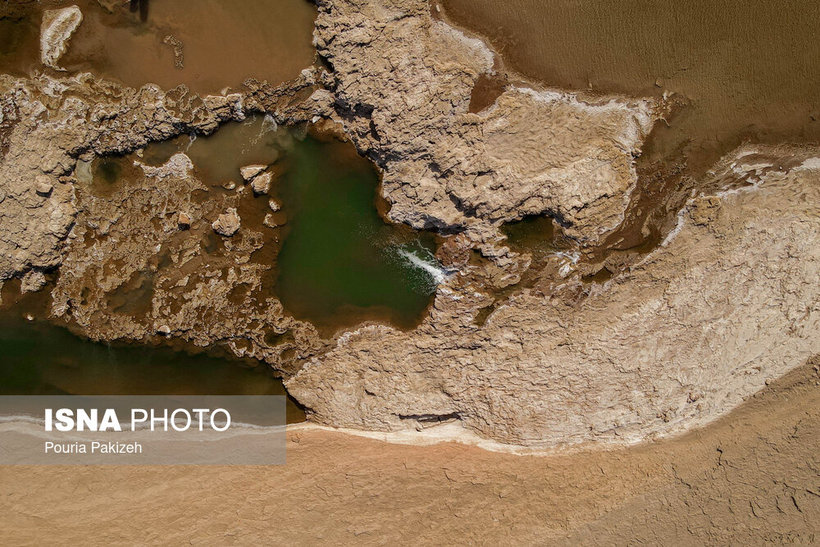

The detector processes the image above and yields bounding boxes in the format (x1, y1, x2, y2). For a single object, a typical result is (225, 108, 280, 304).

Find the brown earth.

(437, 0, 820, 173)
(0, 0, 817, 449)
(1, 358, 817, 545)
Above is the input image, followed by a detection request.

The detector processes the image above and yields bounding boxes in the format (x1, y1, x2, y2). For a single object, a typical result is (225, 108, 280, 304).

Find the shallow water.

(501, 215, 557, 262)
(1, 0, 316, 94)
(275, 133, 441, 332)
(0, 11, 39, 76)
(439, 0, 820, 170)
(0, 311, 305, 422)
(138, 118, 441, 332)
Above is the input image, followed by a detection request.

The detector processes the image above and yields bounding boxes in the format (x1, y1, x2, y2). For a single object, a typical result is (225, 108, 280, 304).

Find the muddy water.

(1, 0, 316, 94)
(438, 0, 820, 170)
(139, 117, 441, 332)
(0, 9, 39, 76)
(0, 309, 305, 422)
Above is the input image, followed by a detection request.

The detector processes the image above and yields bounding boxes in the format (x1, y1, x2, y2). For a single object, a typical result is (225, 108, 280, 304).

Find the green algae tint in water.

(117, 117, 441, 332)
(0, 313, 305, 423)
(276, 135, 440, 332)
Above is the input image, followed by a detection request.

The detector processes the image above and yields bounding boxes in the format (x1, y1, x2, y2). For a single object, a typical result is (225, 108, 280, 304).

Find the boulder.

(34, 180, 53, 196)
(251, 172, 272, 195)
(211, 208, 240, 237)
(240, 164, 266, 182)
(20, 270, 47, 293)
(177, 211, 191, 228)
(263, 213, 278, 228)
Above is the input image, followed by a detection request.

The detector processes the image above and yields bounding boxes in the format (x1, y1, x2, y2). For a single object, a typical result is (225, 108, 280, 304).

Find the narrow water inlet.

(274, 131, 445, 332)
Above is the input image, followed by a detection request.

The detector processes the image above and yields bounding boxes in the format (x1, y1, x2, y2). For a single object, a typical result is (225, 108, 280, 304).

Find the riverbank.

(0, 0, 817, 450)
(1, 359, 816, 544)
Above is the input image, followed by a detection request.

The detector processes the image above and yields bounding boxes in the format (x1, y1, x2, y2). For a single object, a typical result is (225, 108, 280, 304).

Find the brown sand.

(1, 0, 317, 94)
(1, 359, 817, 544)
(438, 0, 820, 171)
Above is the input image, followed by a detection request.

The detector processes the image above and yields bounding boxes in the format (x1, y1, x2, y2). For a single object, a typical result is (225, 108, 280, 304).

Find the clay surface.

(1, 361, 817, 544)
(0, 0, 817, 451)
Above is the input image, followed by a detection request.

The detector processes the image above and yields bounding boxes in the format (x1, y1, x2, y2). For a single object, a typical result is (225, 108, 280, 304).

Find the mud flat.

(1, 359, 817, 543)
(0, 0, 817, 451)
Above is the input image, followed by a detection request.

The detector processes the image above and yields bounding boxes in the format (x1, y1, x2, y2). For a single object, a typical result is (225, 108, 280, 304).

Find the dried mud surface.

(0, 0, 817, 450)
(0, 360, 817, 544)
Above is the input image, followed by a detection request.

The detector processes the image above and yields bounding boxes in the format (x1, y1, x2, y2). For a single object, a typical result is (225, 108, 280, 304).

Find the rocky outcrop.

(48, 142, 323, 373)
(0, 69, 318, 282)
(287, 146, 820, 448)
(314, 0, 661, 245)
(1, 0, 816, 452)
(40, 6, 83, 70)
(212, 208, 241, 236)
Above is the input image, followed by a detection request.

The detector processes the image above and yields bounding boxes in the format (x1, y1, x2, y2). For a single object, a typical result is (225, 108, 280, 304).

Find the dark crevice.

(398, 412, 461, 424)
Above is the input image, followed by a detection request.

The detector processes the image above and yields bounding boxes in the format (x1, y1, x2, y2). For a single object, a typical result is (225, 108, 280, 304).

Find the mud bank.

(2, 361, 818, 544)
(438, 0, 820, 172)
(0, 0, 817, 449)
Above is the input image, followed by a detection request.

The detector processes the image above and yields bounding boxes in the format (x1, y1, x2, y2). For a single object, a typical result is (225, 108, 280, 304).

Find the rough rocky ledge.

(0, 0, 817, 449)
(288, 149, 820, 447)
(314, 0, 662, 246)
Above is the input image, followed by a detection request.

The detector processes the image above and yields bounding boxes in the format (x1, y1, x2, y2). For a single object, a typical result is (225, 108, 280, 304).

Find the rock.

(137, 153, 193, 179)
(40, 6, 83, 70)
(20, 270, 47, 293)
(177, 211, 191, 228)
(212, 208, 240, 237)
(5, 0, 817, 454)
(251, 172, 272, 195)
(263, 213, 278, 228)
(313, 0, 661, 245)
(162, 35, 184, 69)
(287, 146, 820, 448)
(240, 164, 266, 182)
(34, 180, 53, 196)
(156, 325, 171, 335)
(222, 180, 237, 191)
(0, 69, 266, 280)
(268, 198, 281, 212)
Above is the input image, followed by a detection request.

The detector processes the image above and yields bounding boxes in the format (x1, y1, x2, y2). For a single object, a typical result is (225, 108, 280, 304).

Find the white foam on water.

(396, 247, 450, 286)
(262, 113, 278, 134)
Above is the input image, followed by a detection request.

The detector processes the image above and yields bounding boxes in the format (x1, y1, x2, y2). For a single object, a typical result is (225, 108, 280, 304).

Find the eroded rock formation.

(288, 148, 819, 447)
(0, 0, 817, 449)
(314, 0, 662, 245)
(40, 6, 83, 70)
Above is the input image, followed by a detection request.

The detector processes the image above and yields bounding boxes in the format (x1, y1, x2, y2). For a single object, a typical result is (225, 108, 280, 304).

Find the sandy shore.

(1, 360, 816, 544)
